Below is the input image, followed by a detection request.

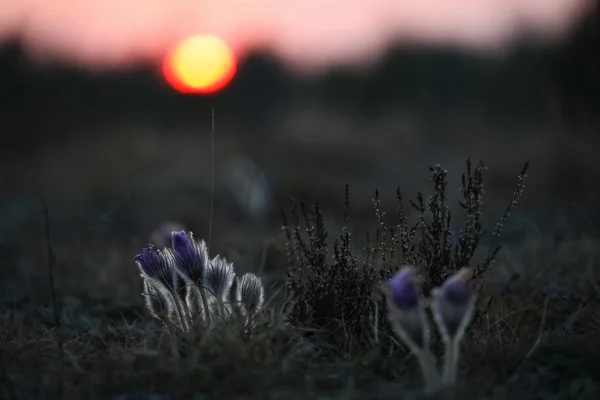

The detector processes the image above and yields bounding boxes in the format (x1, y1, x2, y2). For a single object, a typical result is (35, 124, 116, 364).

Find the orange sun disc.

(163, 34, 237, 95)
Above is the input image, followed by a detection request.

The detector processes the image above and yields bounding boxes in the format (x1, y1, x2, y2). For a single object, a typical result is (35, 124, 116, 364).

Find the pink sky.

(0, 0, 594, 74)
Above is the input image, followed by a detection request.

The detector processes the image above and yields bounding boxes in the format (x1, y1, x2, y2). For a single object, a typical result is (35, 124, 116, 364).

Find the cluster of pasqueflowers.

(134, 231, 475, 394)
(134, 231, 265, 332)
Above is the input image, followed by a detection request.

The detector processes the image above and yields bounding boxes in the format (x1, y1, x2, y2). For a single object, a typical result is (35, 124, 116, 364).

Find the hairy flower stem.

(199, 286, 212, 327)
(442, 339, 460, 386)
(170, 286, 191, 332)
(414, 348, 440, 394)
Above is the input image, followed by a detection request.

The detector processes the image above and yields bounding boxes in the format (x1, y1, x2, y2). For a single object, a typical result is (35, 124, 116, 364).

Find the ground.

(1, 106, 600, 399)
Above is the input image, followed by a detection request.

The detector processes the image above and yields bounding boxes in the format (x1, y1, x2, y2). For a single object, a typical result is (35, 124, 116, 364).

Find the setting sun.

(163, 34, 237, 95)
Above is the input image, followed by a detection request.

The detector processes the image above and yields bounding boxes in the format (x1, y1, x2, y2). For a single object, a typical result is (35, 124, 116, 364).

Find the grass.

(2, 160, 600, 399)
(3, 286, 600, 399)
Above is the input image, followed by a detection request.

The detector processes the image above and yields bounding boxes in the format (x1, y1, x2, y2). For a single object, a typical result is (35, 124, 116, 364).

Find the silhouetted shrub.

(282, 159, 529, 350)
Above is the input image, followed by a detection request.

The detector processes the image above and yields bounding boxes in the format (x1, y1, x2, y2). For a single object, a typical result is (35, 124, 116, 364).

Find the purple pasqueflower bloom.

(388, 266, 421, 309)
(382, 266, 429, 351)
(431, 267, 475, 340)
(134, 244, 175, 288)
(171, 231, 209, 285)
(439, 268, 473, 306)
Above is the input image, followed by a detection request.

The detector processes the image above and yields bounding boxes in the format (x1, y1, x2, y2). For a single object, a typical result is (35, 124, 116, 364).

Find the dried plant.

(282, 185, 377, 347)
(282, 159, 529, 351)
(134, 230, 266, 333)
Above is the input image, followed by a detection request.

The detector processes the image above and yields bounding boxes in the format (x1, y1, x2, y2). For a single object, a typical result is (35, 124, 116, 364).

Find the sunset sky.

(0, 0, 594, 74)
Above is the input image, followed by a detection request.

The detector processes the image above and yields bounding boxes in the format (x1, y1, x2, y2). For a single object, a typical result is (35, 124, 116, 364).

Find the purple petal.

(441, 268, 473, 305)
(134, 244, 174, 287)
(171, 231, 209, 285)
(172, 231, 195, 261)
(388, 267, 420, 309)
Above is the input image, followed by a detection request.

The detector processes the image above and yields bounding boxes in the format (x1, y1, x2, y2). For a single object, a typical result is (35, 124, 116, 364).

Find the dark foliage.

(282, 159, 529, 349)
(282, 186, 377, 347)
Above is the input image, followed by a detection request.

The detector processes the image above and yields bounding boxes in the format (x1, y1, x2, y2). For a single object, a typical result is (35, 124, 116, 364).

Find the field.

(1, 98, 600, 399)
(2, 25, 600, 396)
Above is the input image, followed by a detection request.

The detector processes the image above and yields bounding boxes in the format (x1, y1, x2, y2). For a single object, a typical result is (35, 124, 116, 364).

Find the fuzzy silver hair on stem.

(142, 278, 171, 323)
(135, 245, 190, 332)
(134, 230, 266, 333)
(203, 255, 236, 320)
(236, 272, 265, 331)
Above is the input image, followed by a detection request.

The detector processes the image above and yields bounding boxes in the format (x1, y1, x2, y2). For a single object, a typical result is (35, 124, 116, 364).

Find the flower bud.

(380, 266, 429, 351)
(431, 267, 476, 342)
